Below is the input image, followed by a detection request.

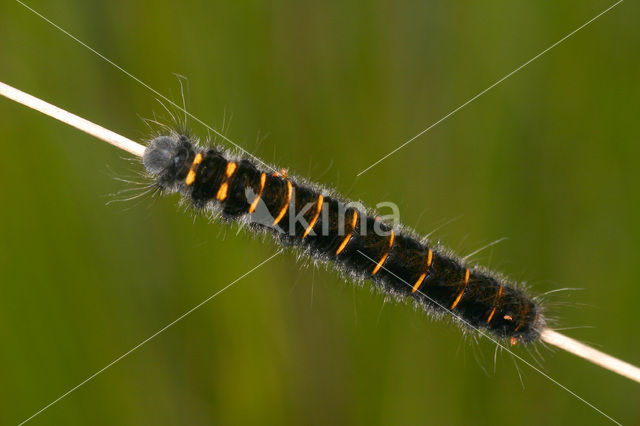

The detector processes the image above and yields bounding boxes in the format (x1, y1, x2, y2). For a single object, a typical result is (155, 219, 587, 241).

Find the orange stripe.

(486, 307, 497, 324)
(216, 182, 229, 201)
(272, 181, 292, 225)
(486, 286, 503, 324)
(185, 153, 203, 186)
(225, 162, 237, 177)
(215, 161, 238, 201)
(335, 235, 352, 255)
(450, 269, 470, 310)
(371, 253, 389, 275)
(412, 249, 434, 294)
(450, 290, 464, 310)
(372, 230, 394, 275)
(248, 173, 266, 213)
(302, 195, 324, 239)
(336, 210, 358, 255)
(412, 273, 426, 294)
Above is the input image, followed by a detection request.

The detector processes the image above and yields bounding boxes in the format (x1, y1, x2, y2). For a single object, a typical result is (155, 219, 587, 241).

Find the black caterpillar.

(143, 134, 545, 344)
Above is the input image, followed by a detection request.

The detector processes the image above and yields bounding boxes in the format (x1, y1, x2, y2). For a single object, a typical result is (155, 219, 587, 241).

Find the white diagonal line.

(12, 0, 624, 423)
(15, 0, 276, 173)
(356, 0, 623, 176)
(356, 250, 621, 425)
(19, 250, 283, 425)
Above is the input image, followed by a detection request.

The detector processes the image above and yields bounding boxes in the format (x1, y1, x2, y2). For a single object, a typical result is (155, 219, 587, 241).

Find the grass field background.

(0, 1, 638, 425)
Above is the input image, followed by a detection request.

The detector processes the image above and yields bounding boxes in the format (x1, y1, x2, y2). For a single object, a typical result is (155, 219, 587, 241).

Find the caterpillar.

(2, 78, 638, 426)
(143, 132, 543, 345)
(3, 4, 639, 424)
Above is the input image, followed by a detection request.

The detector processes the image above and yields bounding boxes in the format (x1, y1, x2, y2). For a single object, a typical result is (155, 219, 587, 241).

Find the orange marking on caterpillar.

(185, 153, 203, 186)
(216, 183, 229, 201)
(412, 274, 426, 294)
(302, 194, 324, 239)
(486, 285, 503, 324)
(372, 253, 389, 275)
(412, 249, 434, 294)
(248, 173, 266, 213)
(272, 181, 292, 225)
(510, 337, 518, 346)
(486, 307, 497, 324)
(351, 209, 358, 228)
(225, 161, 237, 177)
(372, 229, 394, 275)
(272, 168, 288, 178)
(216, 162, 237, 201)
(450, 290, 464, 310)
(503, 314, 513, 321)
(451, 268, 470, 310)
(336, 210, 358, 255)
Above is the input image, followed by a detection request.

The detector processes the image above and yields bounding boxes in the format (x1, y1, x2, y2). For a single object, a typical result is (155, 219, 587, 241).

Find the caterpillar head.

(143, 135, 181, 174)
(495, 293, 544, 345)
(143, 135, 195, 187)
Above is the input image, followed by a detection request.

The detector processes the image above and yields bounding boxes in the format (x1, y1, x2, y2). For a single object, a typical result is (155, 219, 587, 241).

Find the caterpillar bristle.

(144, 133, 545, 344)
(2, 79, 639, 391)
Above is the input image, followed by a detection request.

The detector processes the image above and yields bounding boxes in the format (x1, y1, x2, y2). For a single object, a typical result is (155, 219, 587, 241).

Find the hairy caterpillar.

(3, 79, 637, 426)
(2, 1, 636, 424)
(143, 132, 543, 344)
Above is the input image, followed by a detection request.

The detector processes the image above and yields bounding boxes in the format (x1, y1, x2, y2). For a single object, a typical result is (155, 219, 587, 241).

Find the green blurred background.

(1, 1, 638, 425)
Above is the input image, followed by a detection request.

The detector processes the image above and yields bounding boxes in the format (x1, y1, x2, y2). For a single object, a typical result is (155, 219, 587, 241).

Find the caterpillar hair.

(2, 81, 639, 386)
(144, 132, 543, 344)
